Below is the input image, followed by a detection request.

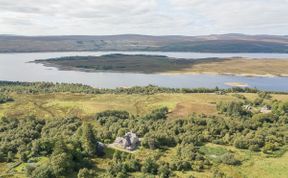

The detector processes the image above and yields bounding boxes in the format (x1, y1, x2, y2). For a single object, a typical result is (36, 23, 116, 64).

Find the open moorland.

(0, 92, 261, 119)
(34, 54, 288, 77)
(0, 82, 288, 178)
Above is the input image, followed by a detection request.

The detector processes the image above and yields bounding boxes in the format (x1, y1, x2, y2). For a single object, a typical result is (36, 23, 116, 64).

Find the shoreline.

(224, 82, 249, 87)
(158, 71, 287, 78)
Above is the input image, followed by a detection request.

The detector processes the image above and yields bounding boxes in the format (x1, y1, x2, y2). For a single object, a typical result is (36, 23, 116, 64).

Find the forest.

(0, 82, 288, 177)
(0, 81, 262, 95)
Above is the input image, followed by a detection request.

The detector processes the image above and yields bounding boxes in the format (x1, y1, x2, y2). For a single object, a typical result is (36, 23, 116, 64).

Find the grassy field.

(180, 58, 288, 77)
(203, 143, 288, 178)
(34, 54, 288, 76)
(2, 92, 285, 120)
(0, 92, 237, 119)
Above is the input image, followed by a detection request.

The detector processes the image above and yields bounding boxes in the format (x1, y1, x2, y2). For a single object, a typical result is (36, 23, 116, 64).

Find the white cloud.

(168, 0, 288, 33)
(0, 0, 287, 35)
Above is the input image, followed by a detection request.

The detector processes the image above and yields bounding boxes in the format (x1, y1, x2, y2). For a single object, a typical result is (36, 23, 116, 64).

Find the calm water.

(1, 51, 288, 91)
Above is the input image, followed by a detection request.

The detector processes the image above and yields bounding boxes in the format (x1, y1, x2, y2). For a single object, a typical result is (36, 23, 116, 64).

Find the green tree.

(113, 151, 122, 163)
(77, 168, 96, 178)
(263, 142, 278, 154)
(158, 164, 172, 178)
(0, 150, 5, 162)
(19, 151, 28, 162)
(50, 139, 73, 176)
(7, 151, 14, 162)
(217, 101, 248, 117)
(50, 152, 73, 176)
(127, 158, 141, 172)
(52, 139, 67, 155)
(141, 157, 158, 175)
(234, 137, 248, 149)
(31, 165, 55, 178)
(80, 123, 99, 156)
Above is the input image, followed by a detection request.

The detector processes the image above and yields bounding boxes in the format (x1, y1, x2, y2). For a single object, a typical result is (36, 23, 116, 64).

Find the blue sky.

(0, 0, 287, 35)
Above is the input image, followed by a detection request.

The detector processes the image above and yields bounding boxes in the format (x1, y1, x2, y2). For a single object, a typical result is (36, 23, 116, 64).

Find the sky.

(0, 0, 288, 36)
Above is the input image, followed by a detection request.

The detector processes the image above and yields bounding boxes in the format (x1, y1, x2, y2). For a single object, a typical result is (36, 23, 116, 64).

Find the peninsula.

(34, 54, 288, 77)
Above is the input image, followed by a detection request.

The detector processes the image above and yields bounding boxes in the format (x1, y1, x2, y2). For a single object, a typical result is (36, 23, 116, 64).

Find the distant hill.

(0, 34, 288, 53)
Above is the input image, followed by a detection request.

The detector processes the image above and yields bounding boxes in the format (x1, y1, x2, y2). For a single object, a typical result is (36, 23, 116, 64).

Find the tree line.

(0, 81, 268, 95)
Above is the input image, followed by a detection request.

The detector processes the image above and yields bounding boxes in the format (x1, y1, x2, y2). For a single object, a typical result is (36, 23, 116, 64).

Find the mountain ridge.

(0, 34, 287, 53)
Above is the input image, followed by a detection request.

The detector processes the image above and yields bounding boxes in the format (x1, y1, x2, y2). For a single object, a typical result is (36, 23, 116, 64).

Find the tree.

(127, 158, 141, 172)
(50, 140, 73, 176)
(50, 152, 73, 176)
(52, 139, 67, 155)
(31, 165, 55, 178)
(19, 151, 28, 162)
(77, 168, 96, 178)
(252, 113, 276, 124)
(141, 157, 158, 175)
(177, 144, 198, 161)
(263, 142, 278, 154)
(142, 136, 159, 149)
(158, 164, 172, 178)
(273, 101, 288, 115)
(234, 138, 248, 149)
(80, 123, 99, 156)
(7, 151, 14, 162)
(279, 102, 288, 114)
(217, 101, 248, 117)
(0, 150, 5, 162)
(31, 139, 54, 156)
(143, 107, 169, 120)
(248, 145, 260, 152)
(113, 151, 122, 163)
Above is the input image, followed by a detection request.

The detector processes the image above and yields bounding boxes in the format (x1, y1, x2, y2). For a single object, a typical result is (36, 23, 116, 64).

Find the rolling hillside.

(0, 34, 288, 53)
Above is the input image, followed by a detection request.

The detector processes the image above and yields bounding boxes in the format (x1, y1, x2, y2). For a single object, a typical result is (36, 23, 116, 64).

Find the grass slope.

(1, 92, 288, 119)
(0, 92, 253, 119)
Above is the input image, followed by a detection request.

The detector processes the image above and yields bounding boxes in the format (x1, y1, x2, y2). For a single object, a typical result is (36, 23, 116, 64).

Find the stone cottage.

(114, 132, 140, 151)
(260, 105, 272, 113)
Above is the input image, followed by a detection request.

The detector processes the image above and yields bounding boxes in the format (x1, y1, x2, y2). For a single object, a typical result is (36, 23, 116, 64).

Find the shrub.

(248, 145, 260, 152)
(234, 138, 249, 149)
(220, 153, 240, 165)
(143, 107, 169, 120)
